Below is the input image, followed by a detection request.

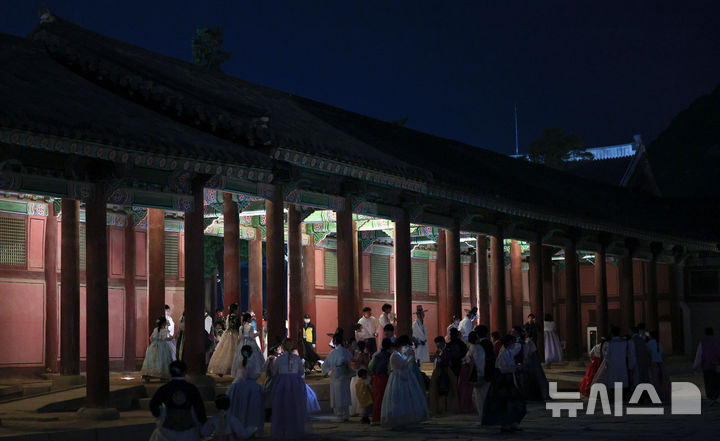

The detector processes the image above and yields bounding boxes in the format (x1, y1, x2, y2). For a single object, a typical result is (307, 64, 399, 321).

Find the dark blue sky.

(2, 0, 719, 154)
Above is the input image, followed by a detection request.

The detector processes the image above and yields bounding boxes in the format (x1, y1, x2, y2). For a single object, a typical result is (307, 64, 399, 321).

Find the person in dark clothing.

(368, 338, 392, 425)
(523, 314, 539, 345)
(475, 325, 496, 382)
(149, 360, 207, 440)
(447, 327, 468, 378)
(302, 313, 320, 373)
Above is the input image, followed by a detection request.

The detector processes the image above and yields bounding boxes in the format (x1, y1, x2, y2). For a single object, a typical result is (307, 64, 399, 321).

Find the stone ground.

(0, 357, 715, 440)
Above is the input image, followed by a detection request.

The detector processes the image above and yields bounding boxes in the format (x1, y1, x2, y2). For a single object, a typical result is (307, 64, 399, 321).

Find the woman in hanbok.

(482, 335, 526, 432)
(647, 331, 671, 402)
(457, 332, 477, 412)
(428, 336, 459, 415)
(141, 316, 176, 381)
(580, 338, 606, 396)
(227, 345, 265, 438)
(381, 335, 430, 428)
(543, 314, 563, 365)
(232, 313, 265, 378)
(350, 340, 371, 417)
(202, 394, 257, 441)
(176, 313, 185, 361)
(271, 339, 308, 439)
(208, 304, 241, 376)
(263, 343, 281, 421)
(514, 326, 548, 401)
(322, 331, 355, 422)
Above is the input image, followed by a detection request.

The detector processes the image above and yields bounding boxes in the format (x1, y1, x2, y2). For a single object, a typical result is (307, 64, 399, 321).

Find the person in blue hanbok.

(232, 313, 265, 379)
(380, 335, 430, 428)
(322, 330, 355, 422)
(227, 345, 265, 438)
(271, 339, 308, 439)
(141, 316, 176, 381)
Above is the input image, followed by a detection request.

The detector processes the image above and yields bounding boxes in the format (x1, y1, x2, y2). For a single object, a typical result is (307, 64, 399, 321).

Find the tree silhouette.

(192, 26, 232, 71)
(527, 128, 589, 169)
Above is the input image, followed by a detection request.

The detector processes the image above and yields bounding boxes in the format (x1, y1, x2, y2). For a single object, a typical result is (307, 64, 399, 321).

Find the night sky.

(2, 0, 719, 155)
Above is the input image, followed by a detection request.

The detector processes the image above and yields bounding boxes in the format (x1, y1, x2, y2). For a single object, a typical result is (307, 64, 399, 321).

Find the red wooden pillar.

(436, 230, 448, 336)
(542, 246, 554, 319)
(620, 253, 636, 334)
(123, 212, 137, 371)
(85, 183, 110, 409)
(265, 185, 285, 344)
(44, 202, 59, 372)
(490, 230, 507, 333)
(565, 241, 580, 359)
(223, 192, 239, 312)
(184, 181, 206, 375)
(394, 210, 412, 337)
(529, 240, 544, 360)
(353, 221, 362, 322)
(446, 222, 462, 320)
(510, 240, 523, 327)
(147, 209, 165, 334)
(336, 197, 356, 333)
(288, 205, 304, 343)
(476, 235, 490, 326)
(248, 233, 263, 348)
(301, 228, 316, 321)
(646, 244, 661, 331)
(595, 248, 609, 340)
(60, 199, 80, 376)
(670, 257, 685, 354)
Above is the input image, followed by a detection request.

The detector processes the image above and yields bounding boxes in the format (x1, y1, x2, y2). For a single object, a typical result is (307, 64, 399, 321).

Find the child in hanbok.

(380, 335, 430, 428)
(271, 339, 308, 439)
(580, 338, 606, 397)
(232, 313, 265, 379)
(322, 332, 355, 422)
(202, 394, 256, 440)
(141, 316, 176, 381)
(543, 314, 563, 365)
(429, 336, 459, 415)
(227, 345, 265, 438)
(208, 304, 241, 376)
(350, 340, 371, 416)
(355, 368, 373, 424)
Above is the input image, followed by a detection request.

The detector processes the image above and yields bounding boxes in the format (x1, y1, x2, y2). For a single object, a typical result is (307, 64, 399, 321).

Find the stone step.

(22, 382, 52, 395)
(0, 384, 22, 400)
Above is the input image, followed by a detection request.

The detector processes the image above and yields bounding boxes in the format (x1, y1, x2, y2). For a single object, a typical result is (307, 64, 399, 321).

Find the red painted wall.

(0, 281, 45, 365)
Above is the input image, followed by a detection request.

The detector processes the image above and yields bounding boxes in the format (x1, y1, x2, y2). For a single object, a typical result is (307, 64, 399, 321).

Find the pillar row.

(60, 198, 80, 376)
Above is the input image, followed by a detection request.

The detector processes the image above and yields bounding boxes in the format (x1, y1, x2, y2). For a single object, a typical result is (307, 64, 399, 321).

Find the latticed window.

(165, 233, 179, 276)
(324, 250, 338, 287)
(411, 259, 429, 293)
(371, 254, 390, 292)
(0, 215, 26, 266)
(79, 223, 86, 270)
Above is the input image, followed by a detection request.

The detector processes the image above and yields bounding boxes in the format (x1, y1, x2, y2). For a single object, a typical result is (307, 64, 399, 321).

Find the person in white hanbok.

(322, 332, 355, 422)
(543, 314, 563, 364)
(141, 316, 176, 381)
(381, 335, 430, 427)
(459, 307, 479, 340)
(446, 316, 460, 340)
(232, 313, 265, 378)
(227, 345, 265, 438)
(412, 306, 430, 364)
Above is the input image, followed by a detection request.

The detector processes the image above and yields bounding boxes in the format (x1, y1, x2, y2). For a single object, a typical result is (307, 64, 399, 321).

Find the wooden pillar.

(288, 206, 304, 343)
(223, 192, 239, 313)
(476, 234, 490, 326)
(670, 257, 686, 354)
(595, 248, 609, 340)
(529, 240, 544, 361)
(248, 233, 263, 348)
(510, 240, 523, 327)
(336, 197, 356, 333)
(60, 199, 80, 376)
(85, 184, 110, 408)
(446, 222, 461, 320)
(620, 253, 636, 334)
(646, 244, 661, 331)
(265, 185, 285, 344)
(353, 221, 362, 323)
(394, 210, 412, 337)
(565, 241, 580, 360)
(123, 212, 137, 371)
(436, 229, 448, 336)
(542, 246, 554, 318)
(147, 209, 165, 334)
(44, 202, 59, 372)
(301, 226, 316, 323)
(183, 181, 205, 375)
(490, 230, 507, 333)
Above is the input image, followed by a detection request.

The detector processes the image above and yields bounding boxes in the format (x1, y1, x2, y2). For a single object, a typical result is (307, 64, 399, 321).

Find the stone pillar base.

(51, 374, 86, 390)
(187, 374, 216, 401)
(77, 406, 119, 420)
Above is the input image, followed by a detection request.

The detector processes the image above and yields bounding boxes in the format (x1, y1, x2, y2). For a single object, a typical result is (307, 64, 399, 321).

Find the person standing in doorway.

(358, 307, 379, 355)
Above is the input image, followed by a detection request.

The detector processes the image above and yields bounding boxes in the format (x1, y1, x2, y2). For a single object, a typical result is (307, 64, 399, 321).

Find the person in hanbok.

(380, 335, 430, 428)
(322, 331, 355, 422)
(368, 338, 392, 425)
(263, 343, 281, 421)
(543, 314, 562, 365)
(271, 339, 308, 439)
(580, 338, 606, 397)
(382, 324, 396, 345)
(232, 313, 265, 378)
(428, 336, 459, 415)
(412, 306, 430, 364)
(605, 326, 637, 400)
(647, 331, 671, 402)
(227, 345, 265, 438)
(350, 340, 371, 417)
(176, 313, 185, 360)
(141, 316, 176, 381)
(447, 328, 468, 379)
(491, 331, 502, 356)
(457, 332, 478, 413)
(149, 361, 207, 441)
(482, 335, 525, 432)
(694, 327, 720, 404)
(631, 326, 651, 392)
(471, 325, 493, 419)
(165, 304, 175, 339)
(446, 315, 460, 340)
(202, 394, 256, 441)
(459, 307, 479, 340)
(208, 304, 241, 376)
(514, 326, 548, 401)
(355, 368, 373, 424)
